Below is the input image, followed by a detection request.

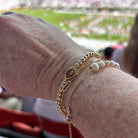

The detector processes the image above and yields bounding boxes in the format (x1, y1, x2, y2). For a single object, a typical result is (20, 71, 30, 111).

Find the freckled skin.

(0, 13, 138, 138)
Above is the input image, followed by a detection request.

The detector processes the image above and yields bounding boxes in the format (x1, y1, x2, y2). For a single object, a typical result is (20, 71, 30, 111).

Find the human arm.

(0, 13, 138, 138)
(0, 12, 87, 98)
(66, 68, 138, 138)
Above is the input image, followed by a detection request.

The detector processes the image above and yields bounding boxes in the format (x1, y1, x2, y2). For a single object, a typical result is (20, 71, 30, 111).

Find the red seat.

(12, 122, 41, 137)
(0, 107, 41, 137)
(0, 107, 83, 138)
(0, 120, 10, 128)
(41, 117, 83, 138)
(0, 107, 40, 125)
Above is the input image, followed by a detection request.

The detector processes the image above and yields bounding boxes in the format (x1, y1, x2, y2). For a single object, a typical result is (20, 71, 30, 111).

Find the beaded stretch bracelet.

(56, 52, 101, 118)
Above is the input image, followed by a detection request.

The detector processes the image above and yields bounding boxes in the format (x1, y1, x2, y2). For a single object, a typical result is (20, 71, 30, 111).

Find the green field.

(1, 9, 135, 42)
(12, 9, 85, 27)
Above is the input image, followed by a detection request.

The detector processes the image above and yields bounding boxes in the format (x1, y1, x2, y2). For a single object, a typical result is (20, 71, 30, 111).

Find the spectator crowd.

(0, 0, 138, 11)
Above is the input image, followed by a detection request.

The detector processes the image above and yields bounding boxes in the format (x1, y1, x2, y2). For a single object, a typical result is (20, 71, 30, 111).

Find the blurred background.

(0, 0, 138, 51)
(0, 1, 138, 138)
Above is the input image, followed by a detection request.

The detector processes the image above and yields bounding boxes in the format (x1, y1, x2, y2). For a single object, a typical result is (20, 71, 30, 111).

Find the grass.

(12, 8, 85, 28)
(122, 17, 134, 29)
(99, 17, 121, 27)
(77, 15, 99, 27)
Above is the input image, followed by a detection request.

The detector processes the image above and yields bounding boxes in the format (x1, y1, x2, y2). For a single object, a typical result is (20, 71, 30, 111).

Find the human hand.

(0, 12, 87, 99)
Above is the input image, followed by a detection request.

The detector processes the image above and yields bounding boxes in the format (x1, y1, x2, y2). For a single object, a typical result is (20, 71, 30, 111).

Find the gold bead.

(75, 63, 79, 67)
(78, 60, 82, 65)
(61, 83, 65, 87)
(63, 80, 66, 84)
(84, 55, 87, 59)
(57, 97, 61, 101)
(89, 52, 92, 56)
(66, 115, 72, 121)
(58, 91, 63, 95)
(56, 102, 59, 105)
(86, 53, 89, 57)
(59, 88, 63, 92)
(81, 57, 86, 62)
(58, 93, 62, 97)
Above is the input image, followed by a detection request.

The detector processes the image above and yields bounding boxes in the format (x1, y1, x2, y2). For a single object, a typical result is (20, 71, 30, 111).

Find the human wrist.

(51, 46, 89, 100)
(36, 44, 88, 100)
(57, 51, 103, 118)
(53, 50, 120, 137)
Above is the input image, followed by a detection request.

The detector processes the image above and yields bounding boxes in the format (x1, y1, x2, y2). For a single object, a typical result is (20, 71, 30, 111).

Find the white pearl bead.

(98, 61, 105, 68)
(110, 60, 116, 67)
(91, 63, 99, 72)
(105, 60, 110, 66)
(115, 63, 120, 68)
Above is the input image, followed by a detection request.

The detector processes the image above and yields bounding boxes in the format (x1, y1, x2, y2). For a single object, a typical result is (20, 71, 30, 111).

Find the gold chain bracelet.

(56, 52, 101, 118)
(56, 52, 120, 138)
